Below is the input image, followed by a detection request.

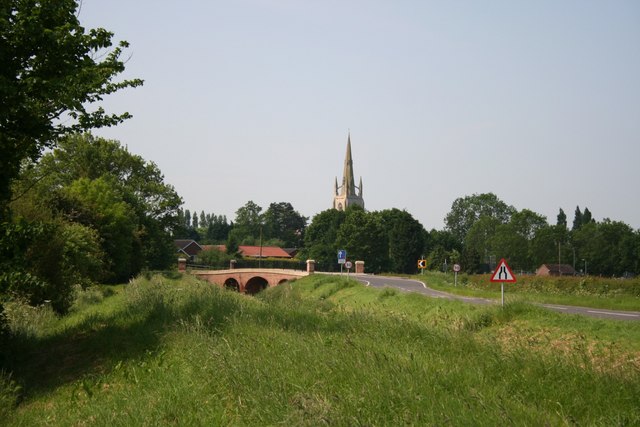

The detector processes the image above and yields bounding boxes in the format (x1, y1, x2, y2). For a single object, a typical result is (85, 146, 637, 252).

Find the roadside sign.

(490, 259, 516, 283)
(345, 261, 353, 270)
(490, 258, 516, 307)
(453, 264, 461, 272)
(417, 259, 427, 269)
(338, 249, 347, 264)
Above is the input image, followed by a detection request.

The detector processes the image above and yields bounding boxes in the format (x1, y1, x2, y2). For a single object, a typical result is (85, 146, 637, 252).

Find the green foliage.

(63, 177, 137, 282)
(444, 193, 516, 246)
(262, 202, 307, 248)
(377, 208, 425, 274)
(336, 207, 389, 273)
(2, 274, 639, 425)
(233, 200, 263, 242)
(302, 208, 346, 271)
(0, 0, 142, 211)
(13, 134, 182, 281)
(195, 246, 233, 268)
(0, 219, 102, 312)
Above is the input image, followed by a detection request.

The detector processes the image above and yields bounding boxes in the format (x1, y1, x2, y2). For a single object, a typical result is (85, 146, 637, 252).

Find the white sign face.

(490, 259, 516, 283)
(453, 264, 461, 272)
(345, 261, 353, 270)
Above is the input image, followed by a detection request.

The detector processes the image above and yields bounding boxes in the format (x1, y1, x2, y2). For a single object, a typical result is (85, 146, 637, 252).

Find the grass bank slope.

(2, 274, 639, 426)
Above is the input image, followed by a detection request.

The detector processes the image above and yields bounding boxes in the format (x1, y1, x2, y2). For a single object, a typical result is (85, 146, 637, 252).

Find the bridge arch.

(224, 277, 240, 292)
(245, 276, 268, 295)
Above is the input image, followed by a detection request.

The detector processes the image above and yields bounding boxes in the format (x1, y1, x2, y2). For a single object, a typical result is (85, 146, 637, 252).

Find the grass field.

(415, 271, 640, 311)
(2, 273, 639, 425)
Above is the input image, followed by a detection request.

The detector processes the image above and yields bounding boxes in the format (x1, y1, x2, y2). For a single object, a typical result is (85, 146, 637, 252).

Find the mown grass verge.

(418, 271, 640, 311)
(1, 273, 639, 425)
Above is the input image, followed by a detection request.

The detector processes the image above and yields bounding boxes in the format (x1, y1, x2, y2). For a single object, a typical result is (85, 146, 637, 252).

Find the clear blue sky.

(81, 0, 640, 229)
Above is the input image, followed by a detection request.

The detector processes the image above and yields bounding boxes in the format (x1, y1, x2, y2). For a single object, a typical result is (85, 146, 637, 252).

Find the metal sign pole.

(454, 271, 458, 287)
(501, 282, 504, 307)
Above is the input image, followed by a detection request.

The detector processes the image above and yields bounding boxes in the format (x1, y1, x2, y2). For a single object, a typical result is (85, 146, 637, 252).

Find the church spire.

(333, 132, 365, 211)
(342, 132, 356, 196)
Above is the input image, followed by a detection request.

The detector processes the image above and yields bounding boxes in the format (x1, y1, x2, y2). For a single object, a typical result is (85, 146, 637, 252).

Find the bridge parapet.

(191, 268, 309, 294)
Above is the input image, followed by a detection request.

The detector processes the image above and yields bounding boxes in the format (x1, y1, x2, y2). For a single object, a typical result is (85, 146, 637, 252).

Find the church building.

(333, 133, 364, 211)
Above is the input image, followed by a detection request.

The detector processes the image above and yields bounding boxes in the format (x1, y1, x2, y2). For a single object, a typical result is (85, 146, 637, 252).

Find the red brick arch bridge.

(192, 268, 310, 295)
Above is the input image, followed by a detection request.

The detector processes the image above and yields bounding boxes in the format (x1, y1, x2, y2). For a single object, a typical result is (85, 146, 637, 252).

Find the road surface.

(353, 274, 640, 322)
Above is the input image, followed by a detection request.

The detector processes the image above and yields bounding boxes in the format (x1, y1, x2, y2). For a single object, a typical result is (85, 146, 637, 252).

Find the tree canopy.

(444, 193, 515, 246)
(0, 0, 143, 212)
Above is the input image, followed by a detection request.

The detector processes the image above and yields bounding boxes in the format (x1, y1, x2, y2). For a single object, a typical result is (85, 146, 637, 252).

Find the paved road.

(354, 274, 640, 322)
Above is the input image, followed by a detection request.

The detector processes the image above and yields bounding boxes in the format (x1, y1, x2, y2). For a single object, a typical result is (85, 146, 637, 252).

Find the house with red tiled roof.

(535, 264, 577, 277)
(198, 244, 293, 259)
(237, 245, 292, 258)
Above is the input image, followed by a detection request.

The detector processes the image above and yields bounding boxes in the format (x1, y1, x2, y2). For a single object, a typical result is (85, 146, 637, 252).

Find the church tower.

(333, 133, 364, 211)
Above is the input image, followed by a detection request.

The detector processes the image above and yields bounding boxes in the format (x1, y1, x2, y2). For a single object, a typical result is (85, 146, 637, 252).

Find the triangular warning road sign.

(490, 258, 517, 283)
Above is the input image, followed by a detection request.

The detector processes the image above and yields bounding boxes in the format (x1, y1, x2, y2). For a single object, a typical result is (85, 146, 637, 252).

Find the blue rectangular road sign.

(338, 249, 347, 264)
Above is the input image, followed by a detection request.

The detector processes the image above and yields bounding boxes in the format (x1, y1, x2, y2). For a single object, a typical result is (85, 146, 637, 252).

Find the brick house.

(535, 264, 577, 276)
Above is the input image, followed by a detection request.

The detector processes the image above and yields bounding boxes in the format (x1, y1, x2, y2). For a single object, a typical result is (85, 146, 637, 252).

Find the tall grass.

(2, 273, 639, 425)
(421, 271, 640, 311)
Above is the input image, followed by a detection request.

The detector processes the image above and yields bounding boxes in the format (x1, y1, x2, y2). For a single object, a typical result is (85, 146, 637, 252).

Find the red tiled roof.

(239, 246, 292, 258)
(200, 245, 292, 258)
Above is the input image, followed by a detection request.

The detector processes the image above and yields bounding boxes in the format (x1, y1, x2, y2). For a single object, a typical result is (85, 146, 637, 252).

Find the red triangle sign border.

(490, 258, 517, 283)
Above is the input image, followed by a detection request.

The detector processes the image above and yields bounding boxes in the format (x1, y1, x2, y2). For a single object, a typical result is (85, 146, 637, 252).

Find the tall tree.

(0, 0, 142, 213)
(262, 202, 307, 248)
(444, 193, 515, 246)
(572, 206, 583, 231)
(199, 211, 207, 228)
(19, 134, 182, 277)
(184, 210, 192, 230)
(302, 209, 346, 271)
(556, 208, 567, 228)
(233, 201, 263, 242)
(377, 209, 425, 274)
(336, 207, 388, 273)
(582, 207, 593, 224)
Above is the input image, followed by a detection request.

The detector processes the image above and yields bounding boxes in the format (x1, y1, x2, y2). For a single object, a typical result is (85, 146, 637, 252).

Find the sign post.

(345, 260, 352, 278)
(417, 257, 427, 275)
(453, 264, 461, 286)
(490, 258, 516, 306)
(338, 249, 347, 275)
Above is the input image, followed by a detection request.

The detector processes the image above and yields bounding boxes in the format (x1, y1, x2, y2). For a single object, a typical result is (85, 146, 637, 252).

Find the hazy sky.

(80, 0, 640, 230)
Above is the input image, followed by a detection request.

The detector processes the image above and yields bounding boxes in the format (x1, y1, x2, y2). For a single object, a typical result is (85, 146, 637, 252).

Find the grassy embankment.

(414, 271, 640, 311)
(2, 273, 639, 425)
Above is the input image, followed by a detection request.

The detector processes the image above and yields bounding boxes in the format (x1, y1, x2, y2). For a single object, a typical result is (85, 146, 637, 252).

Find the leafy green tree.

(491, 209, 548, 271)
(17, 134, 181, 278)
(62, 177, 137, 282)
(557, 208, 567, 228)
(184, 210, 192, 229)
(530, 225, 566, 268)
(464, 216, 501, 264)
(233, 201, 263, 242)
(204, 215, 232, 243)
(582, 207, 593, 225)
(262, 202, 307, 248)
(302, 209, 346, 271)
(197, 247, 233, 268)
(572, 206, 583, 231)
(377, 209, 425, 274)
(444, 193, 515, 246)
(572, 220, 638, 276)
(336, 207, 389, 273)
(0, 0, 142, 213)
